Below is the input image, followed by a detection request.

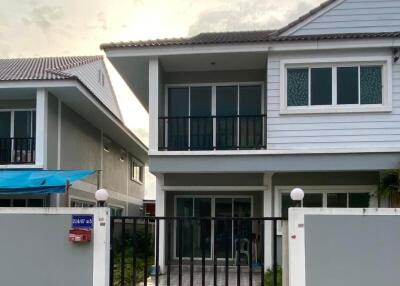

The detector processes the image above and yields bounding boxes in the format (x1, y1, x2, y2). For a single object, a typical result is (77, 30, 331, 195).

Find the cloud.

(188, 0, 319, 35)
(22, 2, 63, 33)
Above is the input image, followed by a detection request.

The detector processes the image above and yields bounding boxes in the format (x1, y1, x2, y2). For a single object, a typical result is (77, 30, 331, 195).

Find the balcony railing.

(0, 138, 35, 164)
(159, 115, 266, 151)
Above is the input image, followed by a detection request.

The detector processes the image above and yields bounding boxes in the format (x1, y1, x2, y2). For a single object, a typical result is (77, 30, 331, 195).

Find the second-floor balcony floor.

(158, 114, 266, 151)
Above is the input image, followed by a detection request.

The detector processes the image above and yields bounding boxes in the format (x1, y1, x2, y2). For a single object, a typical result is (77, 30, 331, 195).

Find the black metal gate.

(110, 216, 286, 286)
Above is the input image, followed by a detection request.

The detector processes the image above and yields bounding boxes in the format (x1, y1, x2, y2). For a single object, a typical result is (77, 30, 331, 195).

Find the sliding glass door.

(176, 196, 252, 259)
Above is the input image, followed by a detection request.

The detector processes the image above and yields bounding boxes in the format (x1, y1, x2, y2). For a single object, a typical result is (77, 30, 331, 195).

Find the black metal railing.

(110, 216, 286, 286)
(158, 115, 266, 151)
(0, 138, 35, 164)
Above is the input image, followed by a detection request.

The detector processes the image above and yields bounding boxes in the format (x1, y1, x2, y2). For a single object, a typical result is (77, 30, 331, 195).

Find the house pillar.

(149, 57, 159, 152)
(263, 172, 274, 271)
(35, 88, 48, 168)
(155, 173, 165, 273)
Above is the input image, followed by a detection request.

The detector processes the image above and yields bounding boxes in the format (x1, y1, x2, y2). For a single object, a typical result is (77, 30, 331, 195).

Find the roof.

(101, 0, 400, 50)
(100, 30, 276, 49)
(273, 0, 339, 36)
(0, 56, 103, 81)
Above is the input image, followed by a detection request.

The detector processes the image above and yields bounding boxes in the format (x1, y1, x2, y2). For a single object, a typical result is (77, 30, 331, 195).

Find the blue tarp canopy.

(0, 170, 95, 195)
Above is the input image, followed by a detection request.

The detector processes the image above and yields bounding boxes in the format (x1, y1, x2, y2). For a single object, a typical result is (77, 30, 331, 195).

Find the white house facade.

(0, 56, 147, 215)
(102, 0, 400, 271)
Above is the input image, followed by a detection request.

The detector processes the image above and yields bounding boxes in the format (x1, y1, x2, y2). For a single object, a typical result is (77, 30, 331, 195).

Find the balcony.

(0, 138, 35, 164)
(158, 115, 266, 151)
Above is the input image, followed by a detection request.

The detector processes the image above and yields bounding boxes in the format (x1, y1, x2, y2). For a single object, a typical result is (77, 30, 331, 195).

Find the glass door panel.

(0, 112, 11, 163)
(194, 198, 212, 257)
(234, 198, 252, 264)
(168, 88, 189, 150)
(303, 193, 323, 207)
(190, 87, 213, 150)
(216, 86, 238, 149)
(239, 85, 262, 148)
(176, 198, 193, 257)
(214, 198, 233, 258)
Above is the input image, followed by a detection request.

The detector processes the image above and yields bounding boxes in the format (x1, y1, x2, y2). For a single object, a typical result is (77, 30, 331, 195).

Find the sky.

(0, 0, 325, 198)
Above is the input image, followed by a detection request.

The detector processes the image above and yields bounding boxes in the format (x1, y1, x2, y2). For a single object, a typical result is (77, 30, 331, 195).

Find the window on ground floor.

(279, 188, 372, 218)
(0, 197, 45, 207)
(70, 198, 96, 208)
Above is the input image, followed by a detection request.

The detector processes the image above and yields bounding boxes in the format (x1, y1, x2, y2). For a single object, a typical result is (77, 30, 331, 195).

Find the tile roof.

(100, 30, 276, 49)
(101, 30, 400, 50)
(272, 0, 339, 36)
(0, 56, 103, 81)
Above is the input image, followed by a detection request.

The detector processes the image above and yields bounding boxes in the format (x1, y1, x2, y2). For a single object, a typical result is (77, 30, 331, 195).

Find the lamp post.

(95, 188, 109, 207)
(290, 187, 304, 208)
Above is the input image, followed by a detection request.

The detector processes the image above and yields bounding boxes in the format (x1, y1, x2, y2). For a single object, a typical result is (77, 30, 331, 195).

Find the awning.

(0, 170, 96, 195)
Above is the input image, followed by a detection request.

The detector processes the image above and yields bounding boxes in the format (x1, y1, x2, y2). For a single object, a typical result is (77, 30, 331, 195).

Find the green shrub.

(264, 266, 282, 286)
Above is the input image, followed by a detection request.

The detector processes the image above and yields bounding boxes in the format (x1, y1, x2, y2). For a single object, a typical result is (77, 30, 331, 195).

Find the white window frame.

(164, 82, 265, 149)
(173, 194, 253, 260)
(280, 56, 392, 114)
(109, 203, 125, 216)
(69, 196, 97, 208)
(274, 185, 378, 234)
(130, 157, 144, 184)
(0, 109, 36, 138)
(0, 196, 45, 207)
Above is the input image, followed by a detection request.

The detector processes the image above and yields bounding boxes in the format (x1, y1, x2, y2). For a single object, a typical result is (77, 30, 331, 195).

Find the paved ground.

(143, 267, 263, 286)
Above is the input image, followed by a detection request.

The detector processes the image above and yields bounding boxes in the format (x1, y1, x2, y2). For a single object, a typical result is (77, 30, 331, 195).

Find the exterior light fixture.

(290, 187, 304, 207)
(95, 188, 109, 207)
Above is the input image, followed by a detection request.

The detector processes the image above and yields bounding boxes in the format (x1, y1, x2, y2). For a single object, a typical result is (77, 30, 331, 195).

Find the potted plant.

(379, 169, 400, 207)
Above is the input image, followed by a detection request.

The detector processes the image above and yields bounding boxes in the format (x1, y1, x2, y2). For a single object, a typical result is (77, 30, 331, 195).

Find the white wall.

(267, 48, 400, 150)
(289, 0, 400, 35)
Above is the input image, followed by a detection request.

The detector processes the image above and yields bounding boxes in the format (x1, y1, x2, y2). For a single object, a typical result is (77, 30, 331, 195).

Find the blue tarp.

(0, 170, 95, 195)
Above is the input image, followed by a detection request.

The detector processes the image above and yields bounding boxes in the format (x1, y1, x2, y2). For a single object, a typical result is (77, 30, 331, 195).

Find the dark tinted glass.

(190, 87, 213, 150)
(28, 199, 44, 207)
(168, 88, 189, 150)
(303, 193, 323, 207)
(239, 85, 263, 148)
(281, 193, 297, 218)
(13, 199, 26, 207)
(168, 88, 189, 116)
(327, 193, 347, 208)
(311, 68, 332, 105)
(0, 112, 11, 137)
(0, 199, 11, 207)
(216, 86, 238, 149)
(349, 193, 370, 208)
(239, 85, 262, 115)
(287, 68, 308, 106)
(193, 198, 212, 257)
(337, 67, 359, 104)
(14, 111, 33, 137)
(215, 198, 233, 258)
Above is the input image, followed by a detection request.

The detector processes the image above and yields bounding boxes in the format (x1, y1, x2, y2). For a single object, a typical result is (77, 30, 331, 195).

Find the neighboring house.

(0, 56, 147, 216)
(102, 0, 400, 270)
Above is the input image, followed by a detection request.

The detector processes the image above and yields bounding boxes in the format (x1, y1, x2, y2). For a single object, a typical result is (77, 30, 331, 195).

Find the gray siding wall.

(267, 48, 400, 149)
(66, 60, 122, 119)
(60, 103, 101, 185)
(290, 0, 400, 35)
(164, 173, 264, 186)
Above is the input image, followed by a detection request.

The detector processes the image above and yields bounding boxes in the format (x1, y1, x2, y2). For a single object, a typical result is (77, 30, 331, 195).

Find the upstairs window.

(131, 158, 144, 184)
(284, 60, 388, 113)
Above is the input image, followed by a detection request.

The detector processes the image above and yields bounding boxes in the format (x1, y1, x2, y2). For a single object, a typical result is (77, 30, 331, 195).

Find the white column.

(149, 57, 159, 152)
(35, 88, 48, 168)
(155, 173, 165, 272)
(263, 172, 274, 271)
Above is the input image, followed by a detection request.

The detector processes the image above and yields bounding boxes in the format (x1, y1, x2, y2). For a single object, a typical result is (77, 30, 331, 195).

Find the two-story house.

(102, 0, 400, 271)
(0, 56, 147, 215)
